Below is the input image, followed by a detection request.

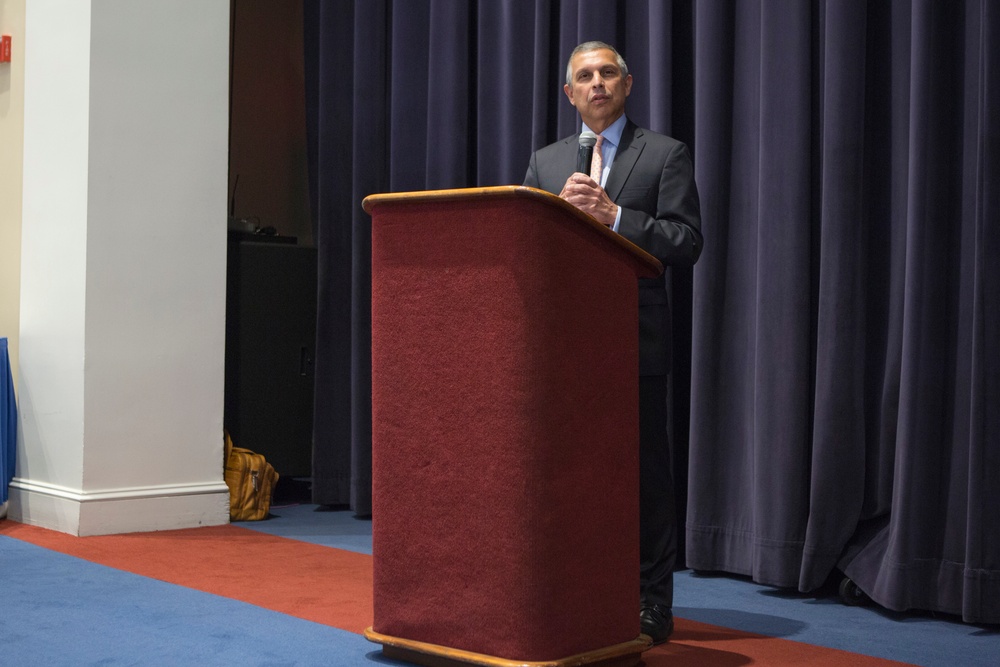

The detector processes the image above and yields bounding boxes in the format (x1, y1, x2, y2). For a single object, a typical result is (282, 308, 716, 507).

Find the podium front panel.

(369, 194, 642, 662)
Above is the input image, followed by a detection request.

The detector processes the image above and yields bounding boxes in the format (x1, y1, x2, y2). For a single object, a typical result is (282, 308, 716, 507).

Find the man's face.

(564, 48, 632, 133)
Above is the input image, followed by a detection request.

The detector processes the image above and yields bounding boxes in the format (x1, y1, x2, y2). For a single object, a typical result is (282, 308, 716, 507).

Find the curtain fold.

(304, 0, 999, 622)
(800, 0, 869, 589)
(305, 0, 358, 509)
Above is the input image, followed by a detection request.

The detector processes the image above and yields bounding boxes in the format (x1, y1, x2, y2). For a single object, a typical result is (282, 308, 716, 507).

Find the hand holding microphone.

(562, 131, 617, 227)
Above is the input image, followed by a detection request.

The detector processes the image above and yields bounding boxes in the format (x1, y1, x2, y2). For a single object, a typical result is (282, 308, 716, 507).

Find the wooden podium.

(362, 186, 662, 667)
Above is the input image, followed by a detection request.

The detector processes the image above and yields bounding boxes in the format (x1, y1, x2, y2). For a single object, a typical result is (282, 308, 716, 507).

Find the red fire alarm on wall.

(0, 35, 12, 63)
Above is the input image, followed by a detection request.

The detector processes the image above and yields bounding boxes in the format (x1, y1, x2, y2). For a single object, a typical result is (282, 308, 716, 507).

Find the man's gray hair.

(565, 41, 629, 86)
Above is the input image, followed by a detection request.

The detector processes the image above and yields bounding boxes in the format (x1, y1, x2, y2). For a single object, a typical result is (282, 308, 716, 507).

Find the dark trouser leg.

(638, 375, 675, 609)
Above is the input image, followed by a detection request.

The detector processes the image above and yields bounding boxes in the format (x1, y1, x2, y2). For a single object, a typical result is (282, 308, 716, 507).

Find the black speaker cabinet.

(225, 234, 317, 480)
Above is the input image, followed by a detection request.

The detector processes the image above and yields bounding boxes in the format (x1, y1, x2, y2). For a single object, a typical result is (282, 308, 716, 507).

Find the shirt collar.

(582, 114, 628, 148)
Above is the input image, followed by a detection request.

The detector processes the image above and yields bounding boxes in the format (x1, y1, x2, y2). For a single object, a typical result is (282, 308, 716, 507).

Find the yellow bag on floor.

(224, 430, 279, 521)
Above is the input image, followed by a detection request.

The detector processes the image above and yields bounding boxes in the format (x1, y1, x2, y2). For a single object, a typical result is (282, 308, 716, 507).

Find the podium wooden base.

(364, 628, 651, 667)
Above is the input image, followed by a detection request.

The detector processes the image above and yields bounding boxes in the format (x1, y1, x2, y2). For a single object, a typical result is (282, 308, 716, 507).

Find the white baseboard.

(7, 477, 230, 536)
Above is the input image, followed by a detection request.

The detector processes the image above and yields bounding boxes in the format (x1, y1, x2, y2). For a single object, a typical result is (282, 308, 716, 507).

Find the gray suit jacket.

(523, 120, 702, 375)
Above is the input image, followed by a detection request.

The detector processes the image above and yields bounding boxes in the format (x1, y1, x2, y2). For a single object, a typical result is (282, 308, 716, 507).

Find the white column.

(10, 0, 231, 535)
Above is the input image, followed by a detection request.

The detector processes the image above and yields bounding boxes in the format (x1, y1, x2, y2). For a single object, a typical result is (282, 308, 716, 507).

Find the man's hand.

(559, 172, 619, 227)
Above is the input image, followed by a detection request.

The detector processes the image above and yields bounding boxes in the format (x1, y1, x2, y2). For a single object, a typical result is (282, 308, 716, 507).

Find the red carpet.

(1, 521, 372, 635)
(3, 521, 914, 666)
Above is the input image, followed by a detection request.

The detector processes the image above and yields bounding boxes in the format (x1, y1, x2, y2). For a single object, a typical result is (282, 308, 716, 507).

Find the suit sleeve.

(616, 141, 703, 267)
(523, 151, 541, 188)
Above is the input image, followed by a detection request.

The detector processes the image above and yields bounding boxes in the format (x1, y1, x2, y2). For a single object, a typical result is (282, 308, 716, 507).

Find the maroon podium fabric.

(366, 187, 661, 662)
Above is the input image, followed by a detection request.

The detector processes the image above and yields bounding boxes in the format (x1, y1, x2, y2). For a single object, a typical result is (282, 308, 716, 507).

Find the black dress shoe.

(640, 604, 674, 645)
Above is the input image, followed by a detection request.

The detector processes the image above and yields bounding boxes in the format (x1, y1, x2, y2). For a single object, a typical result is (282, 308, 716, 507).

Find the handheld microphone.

(576, 131, 598, 175)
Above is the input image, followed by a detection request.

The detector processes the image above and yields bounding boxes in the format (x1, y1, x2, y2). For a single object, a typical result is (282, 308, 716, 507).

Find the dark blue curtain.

(304, 0, 999, 623)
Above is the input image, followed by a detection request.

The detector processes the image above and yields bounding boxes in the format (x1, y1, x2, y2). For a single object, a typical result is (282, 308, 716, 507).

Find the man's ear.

(624, 74, 633, 97)
(563, 83, 576, 107)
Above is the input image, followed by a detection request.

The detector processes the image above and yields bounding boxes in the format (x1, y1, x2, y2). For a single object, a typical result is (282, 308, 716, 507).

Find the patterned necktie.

(590, 135, 604, 185)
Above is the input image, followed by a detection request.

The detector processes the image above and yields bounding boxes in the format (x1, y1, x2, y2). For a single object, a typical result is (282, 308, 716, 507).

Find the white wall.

(10, 0, 231, 535)
(17, 0, 90, 495)
(83, 1, 230, 495)
(0, 0, 26, 387)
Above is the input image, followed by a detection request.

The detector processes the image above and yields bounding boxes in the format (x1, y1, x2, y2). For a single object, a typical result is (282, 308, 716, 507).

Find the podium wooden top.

(362, 186, 663, 279)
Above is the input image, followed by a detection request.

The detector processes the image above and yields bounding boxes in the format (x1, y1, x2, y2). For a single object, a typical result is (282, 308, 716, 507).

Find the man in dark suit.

(523, 41, 702, 644)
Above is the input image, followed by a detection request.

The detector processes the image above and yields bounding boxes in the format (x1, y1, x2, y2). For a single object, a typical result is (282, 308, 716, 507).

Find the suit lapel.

(559, 134, 579, 177)
(605, 122, 645, 202)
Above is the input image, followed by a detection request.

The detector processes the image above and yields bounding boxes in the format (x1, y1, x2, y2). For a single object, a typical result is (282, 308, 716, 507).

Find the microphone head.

(578, 131, 598, 148)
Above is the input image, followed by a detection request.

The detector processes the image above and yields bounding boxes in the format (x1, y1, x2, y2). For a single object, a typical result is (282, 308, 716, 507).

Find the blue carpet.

(250, 503, 374, 554)
(674, 571, 999, 667)
(0, 535, 402, 667)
